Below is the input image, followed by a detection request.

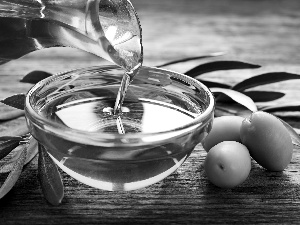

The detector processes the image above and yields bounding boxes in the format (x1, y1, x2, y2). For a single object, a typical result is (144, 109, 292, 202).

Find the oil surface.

(35, 82, 202, 191)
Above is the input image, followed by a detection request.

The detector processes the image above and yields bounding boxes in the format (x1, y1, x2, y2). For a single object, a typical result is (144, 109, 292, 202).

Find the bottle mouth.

(97, 0, 143, 71)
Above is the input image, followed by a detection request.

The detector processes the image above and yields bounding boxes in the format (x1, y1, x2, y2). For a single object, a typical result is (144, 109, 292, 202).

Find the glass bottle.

(0, 0, 143, 71)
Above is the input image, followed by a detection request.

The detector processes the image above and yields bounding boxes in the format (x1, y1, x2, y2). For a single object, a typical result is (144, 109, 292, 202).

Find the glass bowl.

(25, 65, 215, 191)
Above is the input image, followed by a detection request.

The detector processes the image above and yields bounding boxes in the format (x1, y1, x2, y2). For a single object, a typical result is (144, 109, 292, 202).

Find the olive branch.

(0, 52, 300, 205)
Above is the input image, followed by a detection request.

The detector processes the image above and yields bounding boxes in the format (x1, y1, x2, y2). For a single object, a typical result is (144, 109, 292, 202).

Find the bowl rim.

(25, 65, 215, 147)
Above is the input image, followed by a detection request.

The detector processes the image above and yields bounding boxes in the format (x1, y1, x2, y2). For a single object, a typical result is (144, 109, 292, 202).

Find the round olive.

(204, 141, 251, 188)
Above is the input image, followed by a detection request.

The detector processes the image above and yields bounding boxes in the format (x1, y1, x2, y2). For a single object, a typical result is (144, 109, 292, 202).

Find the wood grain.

(1, 0, 300, 224)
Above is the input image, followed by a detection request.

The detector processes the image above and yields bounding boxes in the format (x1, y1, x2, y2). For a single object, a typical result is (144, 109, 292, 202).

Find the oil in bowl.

(25, 65, 214, 191)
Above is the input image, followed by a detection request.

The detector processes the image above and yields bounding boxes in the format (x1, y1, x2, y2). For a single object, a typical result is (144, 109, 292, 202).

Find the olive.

(240, 111, 293, 171)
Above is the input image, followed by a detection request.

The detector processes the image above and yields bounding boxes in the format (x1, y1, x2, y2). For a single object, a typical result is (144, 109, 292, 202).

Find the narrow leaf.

(0, 145, 23, 164)
(261, 102, 300, 112)
(215, 106, 239, 117)
(0, 109, 24, 121)
(24, 137, 38, 165)
(0, 143, 27, 199)
(0, 94, 26, 110)
(232, 72, 300, 91)
(197, 79, 231, 88)
(217, 90, 285, 103)
(185, 61, 261, 77)
(20, 71, 52, 84)
(156, 52, 224, 67)
(215, 104, 252, 118)
(243, 91, 285, 102)
(0, 138, 37, 173)
(0, 140, 21, 160)
(0, 123, 29, 137)
(0, 136, 24, 142)
(294, 128, 300, 134)
(211, 88, 258, 112)
(0, 161, 15, 174)
(38, 144, 64, 206)
(279, 118, 300, 147)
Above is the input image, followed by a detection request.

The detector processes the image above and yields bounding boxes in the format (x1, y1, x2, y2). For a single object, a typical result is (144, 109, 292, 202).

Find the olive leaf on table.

(20, 70, 53, 84)
(0, 142, 27, 199)
(0, 133, 39, 198)
(0, 94, 26, 110)
(0, 109, 24, 121)
(0, 137, 38, 173)
(279, 118, 300, 148)
(156, 52, 225, 67)
(0, 84, 64, 205)
(0, 123, 29, 137)
(184, 60, 261, 77)
(0, 139, 24, 160)
(210, 88, 257, 112)
(38, 144, 64, 206)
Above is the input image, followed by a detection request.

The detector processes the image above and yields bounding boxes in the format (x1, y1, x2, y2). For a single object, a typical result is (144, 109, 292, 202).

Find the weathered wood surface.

(1, 0, 300, 224)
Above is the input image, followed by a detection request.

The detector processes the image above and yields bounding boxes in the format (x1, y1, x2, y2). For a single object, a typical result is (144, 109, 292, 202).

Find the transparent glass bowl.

(25, 65, 215, 191)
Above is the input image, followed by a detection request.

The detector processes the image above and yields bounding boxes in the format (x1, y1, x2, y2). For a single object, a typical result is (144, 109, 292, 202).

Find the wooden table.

(1, 0, 300, 224)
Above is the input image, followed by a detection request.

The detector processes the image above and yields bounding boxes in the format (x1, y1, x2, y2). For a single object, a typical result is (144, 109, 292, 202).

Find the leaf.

(0, 109, 24, 121)
(217, 90, 285, 103)
(0, 146, 22, 173)
(197, 79, 231, 88)
(0, 140, 21, 160)
(20, 70, 52, 84)
(156, 52, 224, 67)
(0, 94, 26, 110)
(232, 72, 300, 91)
(243, 91, 285, 102)
(24, 137, 38, 165)
(38, 144, 64, 206)
(211, 88, 258, 112)
(0, 123, 29, 137)
(185, 61, 261, 77)
(0, 136, 24, 142)
(0, 161, 15, 174)
(0, 138, 38, 173)
(0, 142, 27, 199)
(215, 106, 239, 117)
(215, 104, 253, 118)
(278, 118, 300, 148)
(294, 128, 300, 134)
(261, 102, 300, 112)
